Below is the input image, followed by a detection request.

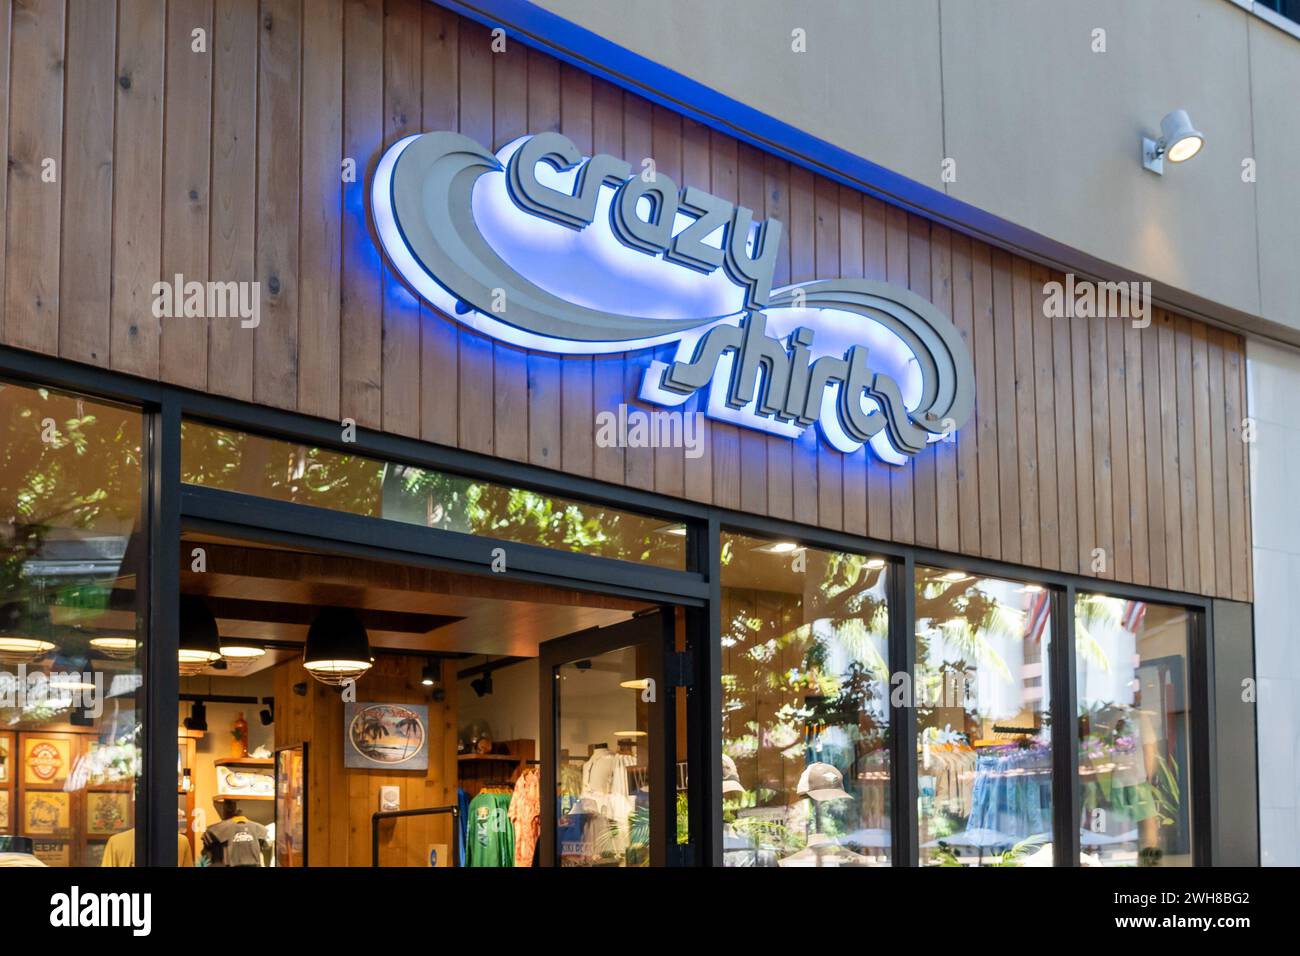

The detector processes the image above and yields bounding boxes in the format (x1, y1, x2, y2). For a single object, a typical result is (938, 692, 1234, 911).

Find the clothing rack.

(371, 804, 460, 868)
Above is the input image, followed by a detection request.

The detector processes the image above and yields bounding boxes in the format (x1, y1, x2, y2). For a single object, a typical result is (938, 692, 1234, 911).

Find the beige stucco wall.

(528, 0, 1300, 341)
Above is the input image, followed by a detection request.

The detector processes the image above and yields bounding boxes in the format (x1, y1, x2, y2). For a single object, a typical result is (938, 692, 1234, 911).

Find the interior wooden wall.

(0, 0, 1251, 600)
(274, 653, 457, 866)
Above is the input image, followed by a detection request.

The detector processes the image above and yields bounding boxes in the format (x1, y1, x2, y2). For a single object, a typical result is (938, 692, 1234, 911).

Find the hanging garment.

(508, 768, 541, 867)
(101, 829, 194, 867)
(466, 790, 515, 867)
(457, 788, 470, 867)
(202, 818, 269, 867)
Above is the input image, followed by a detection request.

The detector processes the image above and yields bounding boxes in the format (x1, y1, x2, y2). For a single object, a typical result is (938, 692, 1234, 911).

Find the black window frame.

(0, 345, 1217, 867)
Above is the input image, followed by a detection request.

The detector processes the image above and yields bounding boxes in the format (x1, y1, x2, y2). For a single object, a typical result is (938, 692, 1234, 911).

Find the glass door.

(539, 610, 673, 867)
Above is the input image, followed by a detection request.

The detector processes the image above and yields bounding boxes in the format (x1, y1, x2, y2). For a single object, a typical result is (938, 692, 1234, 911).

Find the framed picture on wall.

(24, 791, 70, 834)
(23, 736, 72, 788)
(87, 792, 130, 836)
(0, 790, 9, 831)
(343, 702, 429, 771)
(0, 733, 10, 784)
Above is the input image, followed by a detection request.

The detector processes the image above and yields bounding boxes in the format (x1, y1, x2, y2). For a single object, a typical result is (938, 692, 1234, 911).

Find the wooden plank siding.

(0, 1, 1251, 601)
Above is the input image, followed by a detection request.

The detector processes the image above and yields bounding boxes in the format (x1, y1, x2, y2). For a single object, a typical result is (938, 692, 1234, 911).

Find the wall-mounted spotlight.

(1143, 109, 1204, 174)
(258, 697, 275, 726)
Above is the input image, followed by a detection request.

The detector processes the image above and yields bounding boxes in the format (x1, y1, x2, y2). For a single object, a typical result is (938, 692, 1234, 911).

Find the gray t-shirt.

(204, 819, 268, 867)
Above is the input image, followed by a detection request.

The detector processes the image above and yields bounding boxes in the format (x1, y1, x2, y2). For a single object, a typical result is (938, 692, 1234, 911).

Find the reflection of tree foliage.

(181, 424, 681, 566)
(915, 579, 1016, 684)
(1, 385, 142, 656)
(1074, 593, 1121, 674)
(720, 541, 890, 829)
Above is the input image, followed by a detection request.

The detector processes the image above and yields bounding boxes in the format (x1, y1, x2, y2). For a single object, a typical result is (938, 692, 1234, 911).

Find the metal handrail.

(370, 804, 460, 868)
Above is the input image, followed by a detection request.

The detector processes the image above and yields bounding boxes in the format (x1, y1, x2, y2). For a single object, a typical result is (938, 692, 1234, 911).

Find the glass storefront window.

(0, 380, 146, 867)
(1075, 595, 1193, 866)
(720, 533, 891, 867)
(180, 420, 686, 569)
(915, 566, 1052, 866)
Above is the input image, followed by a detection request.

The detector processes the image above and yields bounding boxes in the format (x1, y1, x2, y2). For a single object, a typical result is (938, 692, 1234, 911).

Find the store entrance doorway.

(173, 530, 688, 868)
(539, 611, 676, 867)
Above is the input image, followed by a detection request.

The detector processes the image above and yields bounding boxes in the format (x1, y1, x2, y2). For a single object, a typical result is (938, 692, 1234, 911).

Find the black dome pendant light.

(178, 595, 222, 676)
(303, 607, 373, 686)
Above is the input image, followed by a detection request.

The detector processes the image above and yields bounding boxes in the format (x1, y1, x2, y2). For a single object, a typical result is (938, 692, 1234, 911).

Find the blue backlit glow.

(371, 130, 967, 465)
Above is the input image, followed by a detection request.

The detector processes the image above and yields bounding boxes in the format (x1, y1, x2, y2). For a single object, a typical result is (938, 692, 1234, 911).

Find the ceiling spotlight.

(421, 662, 442, 688)
(1143, 109, 1204, 174)
(865, 557, 886, 570)
(470, 672, 493, 698)
(258, 698, 274, 726)
(182, 700, 208, 733)
(303, 607, 373, 686)
(178, 596, 222, 676)
(938, 570, 972, 583)
(219, 635, 267, 664)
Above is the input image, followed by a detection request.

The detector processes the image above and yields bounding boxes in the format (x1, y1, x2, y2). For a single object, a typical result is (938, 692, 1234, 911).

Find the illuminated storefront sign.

(371, 130, 974, 464)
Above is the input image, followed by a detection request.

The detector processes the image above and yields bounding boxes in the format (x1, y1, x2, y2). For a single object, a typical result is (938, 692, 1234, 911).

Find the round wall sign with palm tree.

(344, 703, 429, 770)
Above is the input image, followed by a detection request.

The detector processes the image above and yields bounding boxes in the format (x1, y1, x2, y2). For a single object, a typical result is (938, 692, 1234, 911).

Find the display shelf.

(214, 792, 274, 802)
(458, 753, 525, 763)
(213, 756, 274, 768)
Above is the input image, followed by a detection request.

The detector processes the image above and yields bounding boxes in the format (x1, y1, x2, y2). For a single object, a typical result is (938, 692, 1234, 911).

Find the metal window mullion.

(144, 398, 181, 867)
(1051, 584, 1080, 867)
(1192, 606, 1215, 866)
(701, 515, 723, 867)
(892, 552, 918, 867)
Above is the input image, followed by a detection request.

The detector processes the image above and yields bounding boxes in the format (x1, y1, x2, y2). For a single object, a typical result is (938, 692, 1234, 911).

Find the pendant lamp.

(178, 595, 222, 676)
(89, 633, 140, 660)
(219, 634, 267, 664)
(303, 607, 372, 686)
(0, 601, 55, 665)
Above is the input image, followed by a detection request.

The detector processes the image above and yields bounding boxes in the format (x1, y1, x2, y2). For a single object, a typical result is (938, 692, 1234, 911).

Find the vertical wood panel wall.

(0, 0, 1252, 601)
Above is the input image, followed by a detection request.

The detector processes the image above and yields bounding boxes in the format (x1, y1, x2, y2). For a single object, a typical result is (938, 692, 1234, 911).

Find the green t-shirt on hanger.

(467, 790, 515, 867)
